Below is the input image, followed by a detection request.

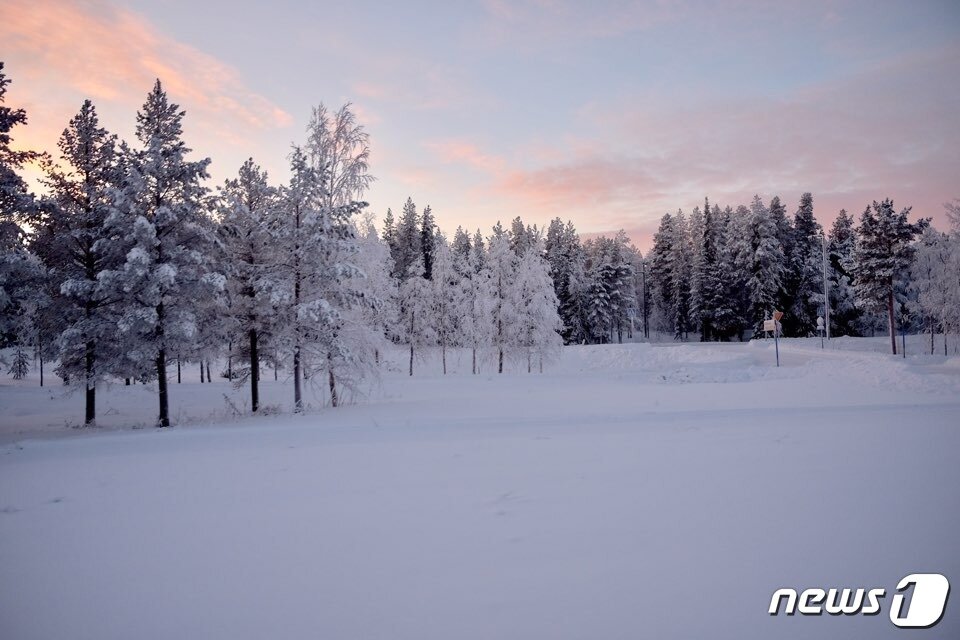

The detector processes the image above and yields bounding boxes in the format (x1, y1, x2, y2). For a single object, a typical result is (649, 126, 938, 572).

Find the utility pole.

(822, 232, 831, 340)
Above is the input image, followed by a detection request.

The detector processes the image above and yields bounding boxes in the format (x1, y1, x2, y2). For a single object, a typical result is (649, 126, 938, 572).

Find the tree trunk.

(328, 354, 338, 408)
(442, 343, 447, 375)
(200, 361, 205, 383)
(293, 345, 303, 413)
(177, 356, 181, 384)
(887, 284, 897, 355)
(39, 352, 44, 387)
(227, 341, 233, 380)
(157, 347, 169, 427)
(472, 347, 476, 375)
(125, 377, 131, 386)
(498, 346, 503, 374)
(527, 352, 531, 373)
(931, 319, 935, 355)
(206, 361, 211, 384)
(409, 343, 414, 376)
(85, 340, 96, 426)
(249, 328, 259, 412)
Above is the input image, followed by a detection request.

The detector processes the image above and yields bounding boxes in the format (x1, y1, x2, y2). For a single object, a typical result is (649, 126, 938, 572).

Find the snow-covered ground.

(1, 339, 958, 639)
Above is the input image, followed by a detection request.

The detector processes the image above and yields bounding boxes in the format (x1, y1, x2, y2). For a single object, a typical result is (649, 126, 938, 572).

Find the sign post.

(772, 311, 784, 367)
(817, 316, 824, 349)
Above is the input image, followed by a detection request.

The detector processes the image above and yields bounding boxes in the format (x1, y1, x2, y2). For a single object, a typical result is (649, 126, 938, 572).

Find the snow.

(1, 339, 958, 639)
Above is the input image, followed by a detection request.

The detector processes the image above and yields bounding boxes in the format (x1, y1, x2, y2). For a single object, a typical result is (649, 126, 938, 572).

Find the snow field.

(1, 340, 958, 639)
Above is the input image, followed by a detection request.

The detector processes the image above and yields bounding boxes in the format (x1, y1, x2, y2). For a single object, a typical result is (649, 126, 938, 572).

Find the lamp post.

(821, 231, 830, 341)
(817, 315, 824, 349)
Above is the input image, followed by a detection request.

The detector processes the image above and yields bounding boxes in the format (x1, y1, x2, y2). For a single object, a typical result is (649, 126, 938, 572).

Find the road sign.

(763, 319, 777, 332)
(773, 310, 784, 321)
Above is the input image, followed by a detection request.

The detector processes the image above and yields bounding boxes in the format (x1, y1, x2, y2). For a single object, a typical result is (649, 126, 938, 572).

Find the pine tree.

(452, 226, 471, 260)
(649, 213, 677, 336)
(511, 239, 563, 372)
(430, 235, 461, 373)
(827, 210, 861, 336)
(99, 80, 221, 427)
(38, 100, 122, 424)
(696, 200, 729, 341)
(421, 205, 435, 280)
(398, 257, 435, 376)
(219, 158, 277, 413)
(355, 212, 398, 364)
(382, 208, 397, 261)
(0, 62, 43, 345)
(735, 195, 785, 333)
(670, 210, 692, 340)
(769, 195, 795, 327)
(852, 199, 928, 354)
(394, 197, 420, 279)
(787, 192, 822, 336)
(487, 230, 517, 372)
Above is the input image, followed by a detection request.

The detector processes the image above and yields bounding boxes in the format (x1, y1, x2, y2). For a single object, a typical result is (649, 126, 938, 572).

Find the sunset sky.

(3, 0, 958, 251)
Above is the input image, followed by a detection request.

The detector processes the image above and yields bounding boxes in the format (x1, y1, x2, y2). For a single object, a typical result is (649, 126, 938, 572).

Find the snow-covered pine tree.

(0, 63, 44, 350)
(486, 229, 517, 372)
(452, 226, 471, 260)
(687, 204, 704, 337)
(670, 210, 692, 340)
(768, 195, 795, 328)
(382, 208, 397, 267)
(393, 197, 421, 280)
(218, 158, 278, 413)
(511, 239, 563, 372)
(99, 81, 222, 427)
(545, 218, 587, 344)
(354, 212, 398, 364)
(787, 192, 822, 336)
(735, 195, 785, 334)
(37, 100, 122, 424)
(421, 205, 435, 280)
(696, 200, 730, 341)
(827, 209, 861, 336)
(649, 213, 677, 336)
(852, 199, 927, 355)
(456, 236, 493, 374)
(430, 234, 462, 374)
(509, 216, 534, 256)
(398, 257, 435, 376)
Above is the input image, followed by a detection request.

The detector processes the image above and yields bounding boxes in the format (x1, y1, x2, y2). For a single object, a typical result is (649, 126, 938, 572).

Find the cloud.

(424, 43, 960, 248)
(1, 0, 292, 131)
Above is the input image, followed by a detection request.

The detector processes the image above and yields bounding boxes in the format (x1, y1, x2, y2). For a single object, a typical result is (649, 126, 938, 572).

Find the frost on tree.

(273, 102, 373, 410)
(98, 80, 222, 427)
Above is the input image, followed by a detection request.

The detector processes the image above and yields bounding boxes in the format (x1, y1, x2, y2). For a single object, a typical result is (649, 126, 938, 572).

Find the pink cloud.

(1, 0, 292, 131)
(430, 43, 959, 249)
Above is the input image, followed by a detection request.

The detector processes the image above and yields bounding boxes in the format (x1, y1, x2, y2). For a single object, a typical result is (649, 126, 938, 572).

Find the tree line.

(2, 62, 959, 428)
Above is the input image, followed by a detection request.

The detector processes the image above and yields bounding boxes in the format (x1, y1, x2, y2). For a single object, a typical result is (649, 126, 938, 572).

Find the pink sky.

(3, 0, 958, 252)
